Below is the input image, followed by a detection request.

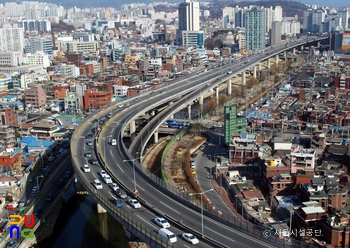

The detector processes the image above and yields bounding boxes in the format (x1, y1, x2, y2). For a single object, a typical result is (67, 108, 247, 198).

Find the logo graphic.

(9, 214, 35, 239)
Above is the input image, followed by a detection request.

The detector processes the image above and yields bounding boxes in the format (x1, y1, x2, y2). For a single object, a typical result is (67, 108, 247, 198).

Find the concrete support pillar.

(301, 45, 304, 51)
(258, 63, 261, 71)
(97, 203, 107, 214)
(227, 79, 232, 95)
(210, 89, 215, 98)
(267, 59, 271, 69)
(253, 66, 257, 78)
(283, 51, 287, 58)
(154, 131, 159, 143)
(198, 95, 203, 105)
(215, 87, 219, 105)
(187, 105, 191, 120)
(275, 54, 279, 65)
(129, 120, 136, 134)
(242, 72, 246, 86)
(99, 212, 108, 240)
(293, 48, 296, 55)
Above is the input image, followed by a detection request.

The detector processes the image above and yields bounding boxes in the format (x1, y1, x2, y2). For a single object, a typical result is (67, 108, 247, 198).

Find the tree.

(219, 95, 229, 106)
(206, 98, 217, 113)
(214, 38, 223, 48)
(234, 87, 242, 97)
(246, 77, 259, 88)
(204, 38, 215, 50)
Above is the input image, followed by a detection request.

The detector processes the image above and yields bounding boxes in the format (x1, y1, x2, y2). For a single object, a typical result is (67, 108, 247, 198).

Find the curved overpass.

(72, 36, 328, 247)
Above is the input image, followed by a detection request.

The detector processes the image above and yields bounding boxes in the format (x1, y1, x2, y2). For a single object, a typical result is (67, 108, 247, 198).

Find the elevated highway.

(71, 36, 327, 247)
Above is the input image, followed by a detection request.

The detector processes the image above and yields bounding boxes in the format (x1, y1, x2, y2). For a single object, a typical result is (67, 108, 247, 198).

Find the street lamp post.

(189, 189, 214, 238)
(36, 175, 43, 192)
(123, 157, 143, 193)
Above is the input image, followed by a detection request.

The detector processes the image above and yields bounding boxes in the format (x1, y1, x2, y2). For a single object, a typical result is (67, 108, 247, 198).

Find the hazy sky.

(299, 0, 349, 8)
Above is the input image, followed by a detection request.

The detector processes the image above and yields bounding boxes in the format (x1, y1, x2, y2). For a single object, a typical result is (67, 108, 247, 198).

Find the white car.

(182, 233, 199, 244)
(118, 104, 124, 108)
(110, 183, 119, 191)
(103, 175, 113, 184)
(128, 199, 141, 208)
(154, 217, 170, 228)
(85, 152, 92, 158)
(99, 170, 107, 177)
(83, 164, 90, 173)
(93, 179, 103, 190)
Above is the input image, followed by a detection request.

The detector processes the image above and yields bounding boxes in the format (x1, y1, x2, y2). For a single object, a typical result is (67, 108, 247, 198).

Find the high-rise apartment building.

(223, 7, 235, 28)
(18, 20, 51, 33)
(245, 7, 266, 51)
(303, 10, 325, 33)
(0, 28, 24, 52)
(273, 6, 283, 22)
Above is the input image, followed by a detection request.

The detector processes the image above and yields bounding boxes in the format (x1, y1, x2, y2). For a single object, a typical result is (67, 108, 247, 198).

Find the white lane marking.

(109, 150, 114, 158)
(112, 128, 115, 133)
(183, 245, 191, 248)
(159, 201, 180, 214)
(137, 215, 157, 228)
(116, 164, 124, 173)
(205, 226, 235, 242)
(136, 183, 145, 191)
(92, 173, 98, 179)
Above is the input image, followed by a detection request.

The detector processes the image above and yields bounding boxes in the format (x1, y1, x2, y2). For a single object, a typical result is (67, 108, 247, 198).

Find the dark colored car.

(58, 178, 64, 187)
(33, 207, 42, 216)
(64, 171, 71, 178)
(46, 193, 53, 202)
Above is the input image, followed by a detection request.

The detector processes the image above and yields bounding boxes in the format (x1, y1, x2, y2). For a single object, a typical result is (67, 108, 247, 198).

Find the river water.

(34, 182, 128, 248)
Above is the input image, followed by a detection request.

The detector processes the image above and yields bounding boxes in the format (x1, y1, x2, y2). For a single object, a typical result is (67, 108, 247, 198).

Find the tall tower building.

(270, 21, 281, 45)
(178, 0, 200, 31)
(245, 7, 266, 51)
(176, 0, 203, 47)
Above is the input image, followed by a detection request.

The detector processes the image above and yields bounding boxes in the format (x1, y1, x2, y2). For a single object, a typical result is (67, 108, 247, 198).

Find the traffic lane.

(104, 141, 263, 248)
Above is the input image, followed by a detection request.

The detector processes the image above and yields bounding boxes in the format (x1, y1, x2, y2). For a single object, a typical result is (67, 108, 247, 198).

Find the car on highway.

(64, 171, 71, 178)
(99, 170, 107, 177)
(133, 98, 139, 102)
(154, 217, 170, 228)
(115, 198, 123, 208)
(128, 199, 141, 208)
(103, 175, 113, 184)
(118, 104, 124, 108)
(182, 233, 199, 244)
(106, 113, 112, 118)
(83, 164, 90, 173)
(190, 160, 195, 168)
(86, 134, 93, 139)
(5, 240, 17, 248)
(110, 183, 119, 191)
(91, 157, 98, 165)
(116, 189, 127, 199)
(92, 119, 98, 123)
(93, 179, 103, 190)
(85, 151, 92, 158)
(46, 193, 53, 202)
(87, 140, 93, 146)
(58, 178, 64, 187)
(33, 207, 42, 216)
